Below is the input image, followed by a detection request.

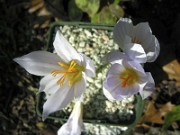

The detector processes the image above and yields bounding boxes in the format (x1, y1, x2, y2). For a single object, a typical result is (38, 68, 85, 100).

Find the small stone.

(79, 41, 85, 47)
(87, 77, 94, 83)
(105, 101, 113, 108)
(84, 30, 92, 37)
(77, 48, 83, 52)
(95, 82, 101, 89)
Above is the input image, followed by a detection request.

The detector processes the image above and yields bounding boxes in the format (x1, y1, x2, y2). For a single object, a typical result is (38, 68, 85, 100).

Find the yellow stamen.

(119, 67, 139, 88)
(131, 37, 141, 44)
(51, 60, 85, 86)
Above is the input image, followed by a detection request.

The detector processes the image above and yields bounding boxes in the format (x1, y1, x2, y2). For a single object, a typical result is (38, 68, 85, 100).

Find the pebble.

(105, 101, 113, 108)
(84, 30, 92, 37)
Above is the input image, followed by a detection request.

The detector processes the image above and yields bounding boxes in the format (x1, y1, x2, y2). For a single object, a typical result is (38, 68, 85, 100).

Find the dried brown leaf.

(31, 0, 42, 6)
(139, 101, 175, 124)
(40, 20, 50, 28)
(163, 59, 180, 86)
(37, 7, 51, 16)
(28, 1, 44, 13)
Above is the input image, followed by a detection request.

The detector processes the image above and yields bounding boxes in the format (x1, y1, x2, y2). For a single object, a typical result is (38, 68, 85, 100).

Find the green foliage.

(75, 0, 100, 18)
(75, 0, 124, 25)
(68, 0, 83, 21)
(123, 95, 145, 135)
(91, 6, 116, 25)
(114, 0, 121, 4)
(109, 4, 124, 19)
(92, 4, 124, 25)
(162, 105, 180, 130)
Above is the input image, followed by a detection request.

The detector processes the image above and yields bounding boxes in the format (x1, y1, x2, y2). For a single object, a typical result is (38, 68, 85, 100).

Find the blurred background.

(0, 0, 180, 134)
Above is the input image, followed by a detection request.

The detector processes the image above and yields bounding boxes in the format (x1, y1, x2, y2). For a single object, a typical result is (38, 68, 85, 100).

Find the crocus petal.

(133, 22, 152, 44)
(133, 22, 160, 62)
(58, 101, 83, 135)
(139, 72, 155, 99)
(123, 43, 147, 63)
(42, 84, 74, 121)
(113, 83, 140, 99)
(102, 87, 117, 101)
(39, 74, 53, 92)
(40, 76, 60, 96)
(53, 31, 81, 63)
(113, 18, 133, 48)
(104, 50, 128, 64)
(108, 84, 126, 100)
(105, 74, 121, 91)
(107, 63, 124, 75)
(14, 51, 61, 76)
(103, 76, 122, 100)
(146, 36, 160, 62)
(126, 60, 146, 76)
(73, 73, 86, 99)
(39, 74, 60, 92)
(80, 53, 95, 77)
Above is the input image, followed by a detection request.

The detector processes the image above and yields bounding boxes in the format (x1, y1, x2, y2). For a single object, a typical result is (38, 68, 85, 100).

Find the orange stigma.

(51, 60, 84, 86)
(120, 67, 139, 88)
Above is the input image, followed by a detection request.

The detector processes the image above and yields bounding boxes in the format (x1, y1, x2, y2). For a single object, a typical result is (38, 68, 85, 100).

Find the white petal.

(14, 51, 61, 76)
(114, 83, 140, 98)
(80, 53, 95, 77)
(58, 117, 82, 135)
(58, 123, 71, 135)
(133, 23, 154, 52)
(39, 74, 53, 92)
(103, 87, 117, 101)
(104, 50, 128, 64)
(133, 22, 152, 44)
(108, 63, 124, 75)
(108, 84, 125, 100)
(53, 31, 81, 63)
(73, 73, 86, 99)
(42, 78, 60, 96)
(58, 101, 83, 135)
(123, 43, 147, 63)
(105, 74, 120, 91)
(103, 77, 124, 100)
(146, 36, 160, 62)
(139, 72, 155, 99)
(113, 18, 133, 49)
(133, 23, 160, 62)
(42, 84, 74, 120)
(126, 60, 146, 76)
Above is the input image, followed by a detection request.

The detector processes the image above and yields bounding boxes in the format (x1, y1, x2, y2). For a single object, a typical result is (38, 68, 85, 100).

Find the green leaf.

(109, 4, 124, 19)
(99, 6, 117, 24)
(68, 0, 83, 21)
(114, 0, 121, 4)
(75, 0, 100, 18)
(123, 95, 145, 135)
(91, 6, 116, 24)
(91, 4, 124, 25)
(162, 105, 180, 130)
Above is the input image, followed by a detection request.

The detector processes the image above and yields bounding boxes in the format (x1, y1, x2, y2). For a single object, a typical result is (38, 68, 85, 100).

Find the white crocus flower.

(58, 100, 83, 135)
(103, 58, 155, 100)
(113, 18, 160, 63)
(14, 31, 95, 120)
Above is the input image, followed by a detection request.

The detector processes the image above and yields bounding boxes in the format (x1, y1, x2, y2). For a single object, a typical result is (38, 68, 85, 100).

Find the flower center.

(131, 37, 141, 44)
(119, 67, 139, 88)
(51, 60, 85, 86)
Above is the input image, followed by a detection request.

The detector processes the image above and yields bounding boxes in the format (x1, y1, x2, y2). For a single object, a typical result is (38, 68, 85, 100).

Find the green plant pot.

(36, 22, 145, 135)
